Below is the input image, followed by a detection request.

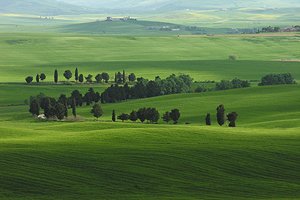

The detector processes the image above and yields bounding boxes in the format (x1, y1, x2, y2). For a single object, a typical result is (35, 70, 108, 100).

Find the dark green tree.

(25, 76, 33, 84)
(40, 73, 46, 81)
(36, 74, 40, 83)
(91, 103, 103, 120)
(112, 110, 116, 122)
(227, 112, 238, 127)
(128, 73, 136, 82)
(79, 74, 84, 83)
(95, 74, 103, 83)
(118, 113, 129, 122)
(55, 103, 66, 120)
(58, 94, 68, 117)
(116, 72, 123, 84)
(137, 107, 147, 123)
(170, 109, 180, 124)
(29, 99, 40, 116)
(54, 69, 58, 83)
(71, 98, 77, 118)
(63, 70, 72, 81)
(85, 74, 93, 83)
(102, 72, 110, 83)
(129, 110, 138, 122)
(205, 113, 211, 126)
(216, 105, 225, 126)
(75, 68, 79, 82)
(145, 108, 160, 123)
(122, 70, 126, 83)
(162, 111, 171, 123)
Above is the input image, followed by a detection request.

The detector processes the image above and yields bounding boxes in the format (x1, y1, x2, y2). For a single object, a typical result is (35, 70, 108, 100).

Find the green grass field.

(1, 84, 300, 199)
(0, 29, 300, 199)
(0, 33, 300, 82)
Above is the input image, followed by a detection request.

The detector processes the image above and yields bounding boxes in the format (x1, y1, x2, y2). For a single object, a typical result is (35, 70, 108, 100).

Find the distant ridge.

(0, 0, 91, 15)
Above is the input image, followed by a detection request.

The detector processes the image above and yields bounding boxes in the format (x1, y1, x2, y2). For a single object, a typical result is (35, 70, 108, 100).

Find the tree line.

(101, 74, 193, 103)
(25, 68, 137, 84)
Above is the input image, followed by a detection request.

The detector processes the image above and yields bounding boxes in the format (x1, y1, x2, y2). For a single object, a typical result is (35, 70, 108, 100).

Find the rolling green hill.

(0, 84, 300, 199)
(0, 33, 300, 82)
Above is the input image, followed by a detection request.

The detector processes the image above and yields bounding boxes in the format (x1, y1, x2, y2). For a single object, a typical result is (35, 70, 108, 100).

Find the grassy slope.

(0, 33, 300, 82)
(0, 30, 299, 199)
(0, 122, 299, 200)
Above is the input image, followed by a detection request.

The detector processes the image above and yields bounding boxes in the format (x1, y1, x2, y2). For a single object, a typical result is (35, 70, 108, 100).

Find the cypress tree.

(36, 74, 40, 83)
(205, 113, 211, 125)
(79, 74, 84, 83)
(115, 73, 117, 83)
(216, 105, 225, 126)
(112, 110, 116, 122)
(75, 68, 79, 82)
(54, 69, 58, 83)
(123, 70, 126, 83)
(72, 98, 77, 118)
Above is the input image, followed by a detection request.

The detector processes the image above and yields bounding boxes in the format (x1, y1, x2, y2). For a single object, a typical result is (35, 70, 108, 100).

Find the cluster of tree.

(26, 68, 137, 85)
(25, 73, 46, 84)
(260, 26, 281, 33)
(29, 94, 77, 120)
(216, 78, 250, 90)
(101, 74, 193, 103)
(258, 73, 296, 86)
(113, 107, 161, 123)
(112, 108, 181, 124)
(195, 78, 250, 93)
(28, 88, 102, 120)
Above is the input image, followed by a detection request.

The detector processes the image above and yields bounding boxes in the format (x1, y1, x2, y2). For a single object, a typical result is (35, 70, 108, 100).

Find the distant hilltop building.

(106, 16, 137, 22)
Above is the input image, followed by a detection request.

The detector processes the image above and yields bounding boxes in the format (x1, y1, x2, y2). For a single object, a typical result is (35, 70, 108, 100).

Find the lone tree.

(36, 74, 40, 83)
(205, 113, 211, 126)
(95, 74, 103, 83)
(25, 76, 33, 84)
(118, 113, 129, 122)
(128, 73, 136, 82)
(101, 72, 110, 83)
(112, 110, 116, 122)
(29, 99, 40, 116)
(75, 68, 79, 82)
(79, 74, 84, 83)
(170, 109, 180, 124)
(54, 69, 58, 83)
(227, 112, 238, 127)
(40, 73, 46, 81)
(129, 110, 138, 122)
(216, 104, 225, 126)
(91, 103, 103, 120)
(162, 111, 171, 123)
(64, 70, 72, 81)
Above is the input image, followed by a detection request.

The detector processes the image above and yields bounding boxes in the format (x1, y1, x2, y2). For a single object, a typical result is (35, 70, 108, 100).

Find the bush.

(229, 55, 237, 61)
(195, 85, 208, 93)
